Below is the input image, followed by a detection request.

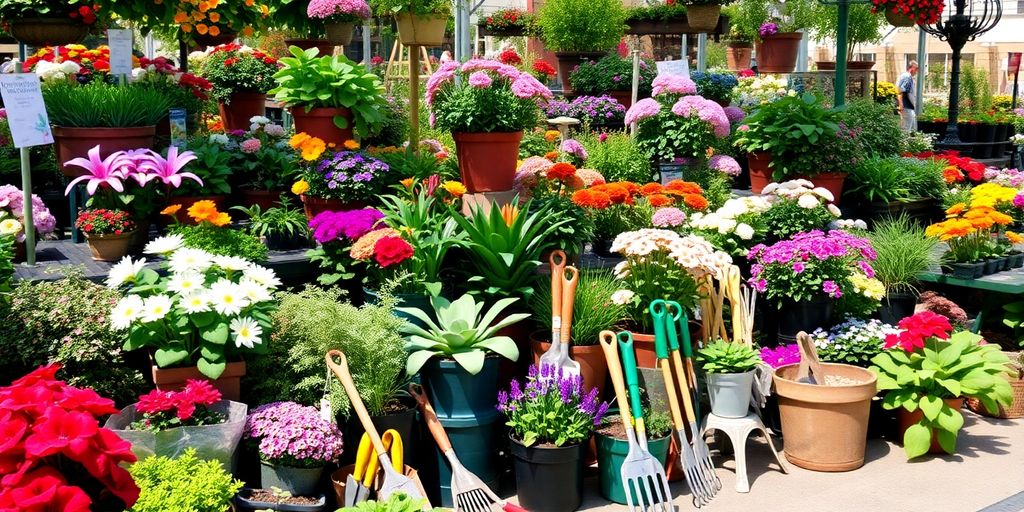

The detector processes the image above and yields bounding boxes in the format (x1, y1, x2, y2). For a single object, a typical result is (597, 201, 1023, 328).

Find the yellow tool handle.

(383, 429, 404, 471)
(354, 434, 374, 484)
(659, 358, 686, 431)
(599, 331, 633, 432)
(326, 351, 389, 461)
(671, 351, 698, 424)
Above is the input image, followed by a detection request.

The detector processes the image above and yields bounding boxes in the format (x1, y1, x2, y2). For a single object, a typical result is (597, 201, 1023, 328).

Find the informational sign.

(659, 163, 684, 185)
(0, 74, 52, 148)
(169, 108, 187, 148)
(108, 29, 134, 76)
(1010, 52, 1023, 76)
(656, 58, 691, 80)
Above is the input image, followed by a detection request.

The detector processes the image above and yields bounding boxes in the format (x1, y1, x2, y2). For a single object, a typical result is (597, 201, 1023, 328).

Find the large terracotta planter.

(240, 189, 283, 211)
(291, 106, 353, 147)
(747, 152, 773, 193)
(555, 51, 607, 93)
(796, 172, 848, 205)
(284, 38, 334, 57)
(325, 22, 355, 45)
(395, 13, 447, 46)
(773, 363, 877, 471)
(53, 126, 157, 178)
(755, 32, 803, 74)
(86, 230, 136, 262)
(152, 361, 247, 402)
(897, 397, 964, 454)
(608, 90, 634, 110)
(10, 18, 88, 46)
(217, 92, 267, 132)
(531, 338, 609, 398)
(685, 4, 720, 32)
(727, 44, 752, 71)
(300, 195, 366, 221)
(452, 131, 523, 193)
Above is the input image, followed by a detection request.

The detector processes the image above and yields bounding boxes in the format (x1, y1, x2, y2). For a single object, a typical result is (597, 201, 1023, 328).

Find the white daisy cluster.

(611, 229, 732, 281)
(688, 197, 771, 243)
(108, 235, 280, 349)
(34, 60, 82, 81)
(760, 179, 842, 217)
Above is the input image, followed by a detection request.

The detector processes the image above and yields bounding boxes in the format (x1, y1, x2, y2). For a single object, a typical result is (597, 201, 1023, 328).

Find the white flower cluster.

(761, 179, 842, 217)
(0, 210, 22, 238)
(611, 229, 733, 280)
(107, 235, 280, 349)
(34, 60, 82, 81)
(249, 115, 286, 137)
(830, 218, 868, 231)
(811, 318, 899, 352)
(688, 197, 771, 242)
(735, 76, 795, 109)
(1012, 133, 1024, 145)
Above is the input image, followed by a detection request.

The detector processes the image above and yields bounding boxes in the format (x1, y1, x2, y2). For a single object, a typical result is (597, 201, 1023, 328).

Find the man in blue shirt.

(897, 60, 919, 132)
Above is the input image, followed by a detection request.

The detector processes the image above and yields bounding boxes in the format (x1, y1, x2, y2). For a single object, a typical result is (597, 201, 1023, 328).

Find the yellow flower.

(289, 133, 312, 149)
(343, 140, 360, 150)
(209, 212, 232, 227)
(291, 180, 310, 195)
(400, 178, 415, 189)
(242, 26, 254, 37)
(442, 181, 466, 197)
(161, 204, 182, 216)
(544, 130, 560, 143)
(1008, 231, 1024, 245)
(705, 147, 715, 158)
(301, 139, 326, 161)
(0, 218, 22, 236)
(500, 204, 519, 227)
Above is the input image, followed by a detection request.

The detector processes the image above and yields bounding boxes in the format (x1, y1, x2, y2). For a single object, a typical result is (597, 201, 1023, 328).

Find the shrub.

(172, 224, 269, 262)
(538, 0, 626, 52)
(568, 55, 657, 95)
(868, 215, 939, 294)
(578, 132, 653, 183)
(128, 448, 243, 512)
(835, 99, 903, 158)
(846, 156, 946, 204)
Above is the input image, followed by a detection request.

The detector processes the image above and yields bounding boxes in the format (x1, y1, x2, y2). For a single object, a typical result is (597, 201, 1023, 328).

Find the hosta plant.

(697, 339, 761, 374)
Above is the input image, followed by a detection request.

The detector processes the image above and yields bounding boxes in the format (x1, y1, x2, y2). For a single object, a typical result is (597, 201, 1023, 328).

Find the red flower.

(883, 311, 952, 352)
(373, 236, 414, 268)
(532, 61, 556, 76)
(136, 389, 177, 415)
(547, 162, 576, 181)
(23, 408, 100, 458)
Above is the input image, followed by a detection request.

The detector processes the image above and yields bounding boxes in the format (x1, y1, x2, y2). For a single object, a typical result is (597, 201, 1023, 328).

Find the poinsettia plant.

(129, 380, 225, 432)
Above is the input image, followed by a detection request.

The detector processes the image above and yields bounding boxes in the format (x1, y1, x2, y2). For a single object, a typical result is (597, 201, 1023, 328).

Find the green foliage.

(697, 339, 761, 373)
(846, 156, 946, 204)
(807, 3, 883, 56)
(538, 0, 626, 52)
(232, 197, 309, 240)
(578, 131, 654, 183)
(339, 492, 428, 512)
(760, 198, 835, 242)
(835, 99, 903, 158)
(734, 93, 839, 180)
(868, 215, 939, 294)
(174, 137, 233, 197)
(0, 233, 13, 298)
(637, 105, 723, 162)
(129, 448, 243, 512)
(399, 294, 529, 375)
(42, 80, 172, 128)
(624, 2, 687, 22)
(519, 129, 556, 158)
(942, 185, 972, 210)
(527, 193, 594, 260)
(364, 95, 410, 147)
(172, 224, 269, 262)
(0, 274, 146, 405)
(872, 332, 1013, 459)
(430, 72, 542, 133)
(266, 286, 408, 417)
(728, 0, 816, 37)
(271, 47, 387, 138)
(370, 0, 451, 16)
(568, 55, 657, 95)
(531, 270, 627, 346)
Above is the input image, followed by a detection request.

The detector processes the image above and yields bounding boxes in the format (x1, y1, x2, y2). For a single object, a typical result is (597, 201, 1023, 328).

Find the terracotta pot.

(325, 22, 355, 46)
(531, 338, 609, 398)
(816, 60, 876, 71)
(755, 32, 803, 74)
(726, 44, 752, 71)
(773, 363, 877, 471)
(240, 189, 283, 211)
(685, 4, 720, 32)
(284, 38, 334, 57)
(217, 92, 267, 132)
(10, 18, 88, 47)
(300, 195, 366, 221)
(192, 32, 237, 49)
(163, 195, 227, 225)
(291, 106, 354, 147)
(53, 126, 157, 178)
(747, 152, 773, 193)
(608, 90, 634, 110)
(85, 230, 136, 262)
(897, 397, 964, 454)
(555, 51, 607, 93)
(885, 9, 915, 27)
(452, 131, 523, 193)
(151, 361, 246, 402)
(395, 13, 448, 46)
(795, 172, 848, 206)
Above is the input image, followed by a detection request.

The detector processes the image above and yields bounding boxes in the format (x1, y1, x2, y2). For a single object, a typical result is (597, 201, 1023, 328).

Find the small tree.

(808, 3, 884, 62)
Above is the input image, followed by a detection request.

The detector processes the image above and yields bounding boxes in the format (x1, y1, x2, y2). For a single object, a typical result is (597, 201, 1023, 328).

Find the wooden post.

(409, 44, 420, 153)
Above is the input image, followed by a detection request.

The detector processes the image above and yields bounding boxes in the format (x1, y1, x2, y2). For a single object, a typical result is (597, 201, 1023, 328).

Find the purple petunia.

(309, 208, 384, 244)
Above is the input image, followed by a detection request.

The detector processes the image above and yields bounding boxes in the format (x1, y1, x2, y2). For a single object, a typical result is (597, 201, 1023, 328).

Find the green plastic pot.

(595, 431, 671, 504)
(428, 411, 501, 507)
(420, 356, 500, 420)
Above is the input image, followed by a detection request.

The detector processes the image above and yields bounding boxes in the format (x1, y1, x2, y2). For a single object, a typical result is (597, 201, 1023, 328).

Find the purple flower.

(671, 95, 731, 137)
(309, 208, 384, 243)
(652, 207, 687, 227)
(240, 138, 261, 153)
(651, 75, 697, 97)
(858, 260, 875, 278)
(244, 401, 344, 465)
(468, 71, 493, 88)
(560, 139, 588, 161)
(823, 280, 842, 298)
(724, 106, 745, 123)
(792, 262, 805, 274)
(760, 344, 800, 368)
(759, 22, 779, 38)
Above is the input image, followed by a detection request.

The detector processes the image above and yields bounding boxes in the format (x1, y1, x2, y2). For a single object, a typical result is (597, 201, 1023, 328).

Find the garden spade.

(539, 249, 581, 377)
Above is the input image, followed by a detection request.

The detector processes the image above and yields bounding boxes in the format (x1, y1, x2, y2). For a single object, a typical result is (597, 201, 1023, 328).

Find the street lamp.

(923, 0, 1001, 146)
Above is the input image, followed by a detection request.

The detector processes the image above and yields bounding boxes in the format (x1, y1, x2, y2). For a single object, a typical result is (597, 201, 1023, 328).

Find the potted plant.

(867, 216, 939, 324)
(697, 339, 762, 418)
(732, 0, 814, 73)
(162, 138, 232, 223)
(42, 79, 171, 178)
(371, 0, 451, 46)
(226, 117, 298, 208)
(307, 0, 372, 45)
(720, 9, 754, 71)
(926, 198, 1015, 278)
(499, 364, 610, 512)
(811, 318, 897, 368)
(244, 401, 345, 496)
(106, 236, 279, 396)
(290, 137, 394, 218)
(0, 0, 100, 46)
(271, 47, 386, 145)
(513, 160, 597, 260)
(595, 406, 672, 504)
(758, 180, 841, 242)
(684, 0, 731, 32)
(129, 449, 243, 512)
(686, 195, 770, 260)
(809, 3, 883, 70)
(105, 380, 249, 469)
(537, 0, 626, 92)
(967, 352, 1024, 420)
(691, 71, 740, 107)
(567, 55, 657, 109)
(624, 2, 689, 36)
(198, 43, 280, 132)
(75, 208, 136, 262)
(544, 95, 629, 129)
(165, 202, 270, 262)
(234, 198, 311, 251)
(871, 0, 944, 27)
(844, 156, 946, 222)
(165, 0, 270, 47)
(872, 312, 1013, 458)
(427, 58, 552, 193)
(131, 56, 214, 140)
(748, 229, 877, 339)
(478, 8, 536, 37)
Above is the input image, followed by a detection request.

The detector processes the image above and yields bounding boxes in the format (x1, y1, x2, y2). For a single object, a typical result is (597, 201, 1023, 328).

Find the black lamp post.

(923, 0, 1001, 147)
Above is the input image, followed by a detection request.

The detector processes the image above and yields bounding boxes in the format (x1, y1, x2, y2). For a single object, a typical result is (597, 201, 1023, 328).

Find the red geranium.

(884, 311, 953, 352)
(134, 380, 224, 428)
(499, 48, 522, 66)
(532, 60, 556, 77)
(373, 236, 414, 268)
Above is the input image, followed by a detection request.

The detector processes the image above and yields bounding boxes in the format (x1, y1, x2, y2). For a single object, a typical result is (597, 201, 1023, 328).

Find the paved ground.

(544, 411, 1022, 512)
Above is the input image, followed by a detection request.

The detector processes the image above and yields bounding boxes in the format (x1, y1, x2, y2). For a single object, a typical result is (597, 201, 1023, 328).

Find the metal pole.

(681, 34, 688, 62)
(916, 27, 926, 116)
(834, 0, 849, 106)
(1013, 69, 1020, 109)
(363, 23, 372, 69)
(796, 29, 808, 72)
(454, 0, 463, 61)
(697, 33, 707, 72)
(944, 44, 964, 145)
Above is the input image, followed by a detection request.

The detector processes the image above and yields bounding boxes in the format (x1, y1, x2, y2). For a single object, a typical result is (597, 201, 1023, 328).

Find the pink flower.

(468, 71, 493, 88)
(708, 154, 741, 176)
(624, 98, 662, 125)
(1014, 192, 1024, 209)
(724, 106, 745, 123)
(510, 74, 552, 100)
(137, 146, 203, 189)
(63, 145, 129, 196)
(307, 0, 371, 19)
(240, 138, 261, 153)
(652, 75, 697, 97)
(671, 95, 730, 137)
(652, 207, 687, 227)
(792, 262, 805, 274)
(461, 58, 504, 73)
(425, 61, 459, 105)
(598, 133, 608, 142)
(822, 280, 842, 298)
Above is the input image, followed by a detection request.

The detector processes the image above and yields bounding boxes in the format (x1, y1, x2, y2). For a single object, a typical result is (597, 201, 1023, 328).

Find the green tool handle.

(678, 303, 695, 359)
(665, 301, 683, 352)
(617, 332, 644, 424)
(649, 300, 669, 360)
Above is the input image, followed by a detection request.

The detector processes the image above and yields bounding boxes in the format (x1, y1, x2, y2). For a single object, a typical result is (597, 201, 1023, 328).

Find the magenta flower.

(1014, 192, 1024, 209)
(63, 145, 129, 196)
(792, 262, 805, 274)
(651, 75, 697, 97)
(624, 98, 662, 125)
(760, 344, 800, 368)
(307, 0, 370, 19)
(822, 280, 841, 298)
(468, 71, 493, 88)
(137, 146, 203, 189)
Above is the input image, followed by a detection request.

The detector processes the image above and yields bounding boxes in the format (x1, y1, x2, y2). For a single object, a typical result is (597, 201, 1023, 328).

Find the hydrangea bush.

(427, 58, 552, 133)
(244, 401, 345, 468)
(624, 75, 731, 162)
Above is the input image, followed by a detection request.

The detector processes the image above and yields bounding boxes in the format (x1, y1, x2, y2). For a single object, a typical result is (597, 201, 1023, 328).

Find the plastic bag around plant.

(104, 400, 248, 470)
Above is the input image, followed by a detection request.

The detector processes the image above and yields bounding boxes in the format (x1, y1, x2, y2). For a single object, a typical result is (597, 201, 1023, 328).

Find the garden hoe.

(539, 249, 581, 377)
(409, 384, 528, 512)
(327, 350, 430, 509)
(650, 301, 716, 507)
(599, 331, 672, 512)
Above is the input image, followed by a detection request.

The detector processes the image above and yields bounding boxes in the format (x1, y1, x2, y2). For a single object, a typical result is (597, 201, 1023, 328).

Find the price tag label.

(108, 29, 134, 76)
(0, 74, 52, 148)
(656, 58, 691, 80)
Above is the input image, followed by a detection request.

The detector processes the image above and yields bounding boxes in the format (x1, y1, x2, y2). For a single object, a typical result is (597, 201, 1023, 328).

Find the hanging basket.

(685, 4, 721, 33)
(885, 10, 916, 27)
(395, 14, 447, 46)
(325, 21, 355, 45)
(10, 18, 89, 47)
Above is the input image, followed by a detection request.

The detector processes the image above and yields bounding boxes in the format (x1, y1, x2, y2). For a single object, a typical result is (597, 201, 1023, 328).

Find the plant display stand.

(699, 411, 788, 493)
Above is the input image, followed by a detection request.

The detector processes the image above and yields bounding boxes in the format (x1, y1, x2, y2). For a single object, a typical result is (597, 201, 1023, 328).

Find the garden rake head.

(621, 432, 673, 512)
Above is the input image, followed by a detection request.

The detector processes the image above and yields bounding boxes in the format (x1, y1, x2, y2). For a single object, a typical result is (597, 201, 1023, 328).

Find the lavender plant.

(498, 364, 610, 447)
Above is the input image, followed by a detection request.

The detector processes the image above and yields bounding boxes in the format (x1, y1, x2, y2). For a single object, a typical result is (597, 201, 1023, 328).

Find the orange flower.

(196, 23, 209, 35)
(173, 10, 189, 23)
(544, 129, 560, 142)
(400, 177, 415, 189)
(500, 204, 519, 227)
(571, 189, 612, 209)
(683, 194, 709, 211)
(161, 204, 182, 216)
(647, 194, 672, 207)
(209, 212, 232, 227)
(289, 132, 312, 149)
(665, 179, 702, 195)
(945, 202, 966, 217)
(343, 140, 360, 150)
(544, 151, 559, 161)
(547, 162, 576, 181)
(942, 166, 964, 184)
(208, 12, 220, 22)
(599, 183, 631, 204)
(242, 26, 254, 37)
(187, 200, 218, 222)
(244, 0, 254, 5)
(181, 23, 193, 33)
(208, 24, 221, 35)
(1008, 231, 1024, 244)
(639, 183, 664, 196)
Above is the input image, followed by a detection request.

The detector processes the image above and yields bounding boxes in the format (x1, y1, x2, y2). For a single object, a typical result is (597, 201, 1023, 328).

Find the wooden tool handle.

(409, 384, 452, 453)
(560, 266, 579, 344)
(659, 359, 686, 430)
(599, 331, 633, 431)
(671, 352, 698, 424)
(326, 350, 389, 457)
(797, 332, 827, 384)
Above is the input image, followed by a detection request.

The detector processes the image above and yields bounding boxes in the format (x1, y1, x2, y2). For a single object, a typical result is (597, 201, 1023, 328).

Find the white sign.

(656, 58, 691, 80)
(108, 29, 133, 76)
(0, 74, 52, 148)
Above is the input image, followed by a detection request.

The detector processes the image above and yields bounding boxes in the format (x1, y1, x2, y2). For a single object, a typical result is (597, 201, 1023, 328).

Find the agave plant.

(398, 294, 530, 375)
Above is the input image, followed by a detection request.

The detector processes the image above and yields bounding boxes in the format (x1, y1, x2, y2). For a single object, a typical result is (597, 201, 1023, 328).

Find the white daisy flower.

(213, 255, 251, 272)
(144, 234, 185, 255)
(141, 295, 174, 322)
(243, 264, 282, 288)
(0, 218, 21, 236)
(797, 194, 820, 209)
(179, 292, 211, 314)
(167, 271, 205, 295)
(238, 278, 273, 303)
(209, 279, 250, 315)
(110, 295, 145, 331)
(230, 316, 263, 349)
(106, 257, 147, 289)
(168, 248, 214, 274)
(610, 289, 635, 305)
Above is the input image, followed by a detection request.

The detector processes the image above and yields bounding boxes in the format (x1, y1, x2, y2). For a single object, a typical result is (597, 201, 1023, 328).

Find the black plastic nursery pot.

(777, 296, 834, 339)
(510, 436, 585, 512)
(878, 291, 919, 325)
(235, 489, 327, 511)
(947, 262, 984, 279)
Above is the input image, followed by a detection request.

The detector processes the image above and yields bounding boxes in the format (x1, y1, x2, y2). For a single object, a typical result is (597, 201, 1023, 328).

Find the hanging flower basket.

(10, 18, 89, 47)
(885, 9, 916, 27)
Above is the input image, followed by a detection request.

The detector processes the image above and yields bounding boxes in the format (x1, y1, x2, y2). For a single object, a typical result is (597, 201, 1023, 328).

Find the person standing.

(897, 60, 919, 132)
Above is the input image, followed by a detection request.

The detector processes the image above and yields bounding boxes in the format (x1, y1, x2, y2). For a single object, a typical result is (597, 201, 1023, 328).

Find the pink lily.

(137, 146, 203, 189)
(63, 145, 129, 196)
(120, 149, 158, 187)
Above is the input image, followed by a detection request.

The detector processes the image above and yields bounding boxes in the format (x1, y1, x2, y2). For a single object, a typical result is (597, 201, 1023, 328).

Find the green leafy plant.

(428, 59, 548, 133)
(625, 2, 687, 22)
(271, 47, 387, 138)
(1000, 303, 1024, 347)
(128, 448, 243, 512)
(538, 0, 626, 52)
(846, 156, 946, 204)
(339, 492, 429, 512)
(398, 294, 530, 375)
(697, 339, 761, 373)
(807, 3, 882, 60)
(531, 270, 627, 346)
(374, 191, 464, 296)
(811, 318, 895, 368)
(370, 0, 450, 16)
(834, 99, 903, 158)
(734, 93, 839, 180)
(691, 72, 740, 105)
(171, 224, 269, 262)
(197, 44, 281, 102)
(578, 132, 654, 183)
(499, 363, 610, 447)
(173, 136, 234, 197)
(364, 95, 410, 148)
(568, 55, 657, 95)
(728, 0, 816, 37)
(233, 197, 310, 240)
(867, 215, 939, 295)
(42, 80, 172, 128)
